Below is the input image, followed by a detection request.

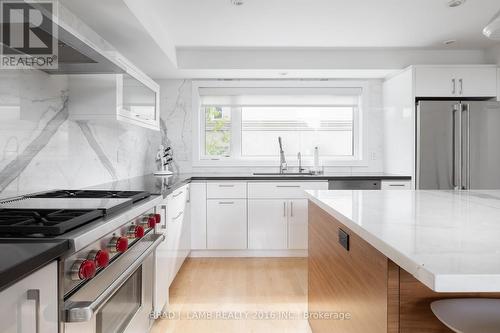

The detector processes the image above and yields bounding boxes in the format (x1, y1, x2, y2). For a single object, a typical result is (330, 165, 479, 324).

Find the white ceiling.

(160, 0, 499, 48)
(61, 0, 500, 79)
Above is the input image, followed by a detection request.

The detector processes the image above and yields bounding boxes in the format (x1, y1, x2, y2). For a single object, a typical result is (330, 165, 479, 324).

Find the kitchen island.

(306, 190, 500, 333)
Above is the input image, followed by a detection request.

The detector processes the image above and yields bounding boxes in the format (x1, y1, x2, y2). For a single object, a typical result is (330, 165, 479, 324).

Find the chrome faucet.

(278, 137, 287, 174)
(297, 152, 306, 173)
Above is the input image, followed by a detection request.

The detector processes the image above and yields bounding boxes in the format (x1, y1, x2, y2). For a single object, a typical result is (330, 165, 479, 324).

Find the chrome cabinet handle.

(27, 289, 40, 333)
(218, 184, 235, 188)
(276, 185, 301, 188)
(64, 234, 165, 323)
(388, 184, 405, 187)
(172, 211, 183, 221)
(161, 205, 167, 229)
(218, 201, 234, 205)
(459, 78, 463, 95)
(290, 201, 294, 217)
(172, 191, 183, 198)
(452, 78, 456, 94)
(283, 201, 287, 217)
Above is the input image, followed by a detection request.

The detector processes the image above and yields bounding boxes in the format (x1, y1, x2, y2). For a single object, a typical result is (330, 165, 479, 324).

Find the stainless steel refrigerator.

(417, 100, 500, 190)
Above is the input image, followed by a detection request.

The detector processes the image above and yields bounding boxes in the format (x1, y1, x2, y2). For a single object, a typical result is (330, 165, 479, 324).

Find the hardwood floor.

(150, 257, 310, 333)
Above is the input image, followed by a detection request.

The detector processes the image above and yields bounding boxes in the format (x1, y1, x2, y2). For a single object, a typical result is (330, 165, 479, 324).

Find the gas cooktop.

(0, 190, 151, 237)
(0, 209, 104, 236)
(28, 190, 150, 203)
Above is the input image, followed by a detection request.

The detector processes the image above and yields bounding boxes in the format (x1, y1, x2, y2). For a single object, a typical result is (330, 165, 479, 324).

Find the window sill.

(192, 159, 370, 168)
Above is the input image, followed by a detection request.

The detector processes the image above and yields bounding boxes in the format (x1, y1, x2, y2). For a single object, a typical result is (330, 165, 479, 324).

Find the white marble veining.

(0, 70, 161, 199)
(306, 189, 500, 292)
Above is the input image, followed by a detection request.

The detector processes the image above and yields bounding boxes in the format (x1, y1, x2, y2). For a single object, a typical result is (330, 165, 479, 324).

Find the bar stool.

(430, 298, 500, 333)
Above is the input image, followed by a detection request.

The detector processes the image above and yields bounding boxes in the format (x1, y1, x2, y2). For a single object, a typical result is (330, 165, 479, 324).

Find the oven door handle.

(64, 233, 164, 323)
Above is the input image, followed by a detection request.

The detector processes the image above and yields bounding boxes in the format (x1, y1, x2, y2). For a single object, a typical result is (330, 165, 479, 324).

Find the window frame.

(192, 80, 369, 167)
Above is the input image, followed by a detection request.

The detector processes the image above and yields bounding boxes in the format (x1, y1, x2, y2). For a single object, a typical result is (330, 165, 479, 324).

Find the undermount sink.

(253, 172, 315, 176)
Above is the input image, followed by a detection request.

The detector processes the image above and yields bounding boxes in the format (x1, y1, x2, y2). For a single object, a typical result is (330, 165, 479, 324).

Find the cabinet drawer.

(207, 182, 247, 198)
(207, 199, 247, 249)
(167, 185, 188, 218)
(248, 181, 327, 199)
(381, 180, 411, 190)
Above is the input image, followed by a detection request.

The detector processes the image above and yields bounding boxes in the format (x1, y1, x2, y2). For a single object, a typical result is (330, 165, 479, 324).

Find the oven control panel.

(63, 207, 161, 296)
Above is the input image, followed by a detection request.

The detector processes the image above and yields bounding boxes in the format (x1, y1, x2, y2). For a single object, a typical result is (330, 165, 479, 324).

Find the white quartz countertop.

(306, 190, 500, 292)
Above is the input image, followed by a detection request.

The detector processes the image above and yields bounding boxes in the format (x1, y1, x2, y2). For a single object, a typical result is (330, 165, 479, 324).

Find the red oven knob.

(89, 250, 110, 268)
(140, 216, 156, 229)
(147, 216, 156, 228)
(127, 225, 145, 239)
(153, 213, 161, 224)
(108, 236, 128, 253)
(71, 259, 96, 281)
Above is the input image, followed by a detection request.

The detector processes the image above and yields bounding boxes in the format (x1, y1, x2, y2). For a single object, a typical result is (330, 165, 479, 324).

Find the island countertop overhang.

(306, 189, 500, 293)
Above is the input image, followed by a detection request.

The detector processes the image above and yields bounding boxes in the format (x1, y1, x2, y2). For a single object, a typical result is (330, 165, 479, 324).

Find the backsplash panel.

(0, 70, 161, 199)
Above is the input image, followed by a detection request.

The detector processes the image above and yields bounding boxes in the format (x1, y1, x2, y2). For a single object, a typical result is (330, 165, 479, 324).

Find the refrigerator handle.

(463, 103, 471, 190)
(452, 104, 461, 190)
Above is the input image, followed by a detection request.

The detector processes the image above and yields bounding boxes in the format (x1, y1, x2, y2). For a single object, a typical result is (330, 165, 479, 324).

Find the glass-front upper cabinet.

(117, 70, 160, 130)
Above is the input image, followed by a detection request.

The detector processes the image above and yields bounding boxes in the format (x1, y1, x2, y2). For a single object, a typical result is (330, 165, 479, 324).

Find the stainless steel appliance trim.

(452, 104, 458, 189)
(458, 103, 463, 190)
(465, 103, 471, 189)
(59, 195, 162, 252)
(27, 289, 40, 333)
(64, 233, 164, 323)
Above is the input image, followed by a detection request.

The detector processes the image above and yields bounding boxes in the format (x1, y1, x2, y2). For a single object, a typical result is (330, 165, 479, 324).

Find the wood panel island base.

(308, 202, 500, 333)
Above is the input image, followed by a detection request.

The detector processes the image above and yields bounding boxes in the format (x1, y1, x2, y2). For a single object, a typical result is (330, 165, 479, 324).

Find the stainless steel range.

(0, 189, 164, 333)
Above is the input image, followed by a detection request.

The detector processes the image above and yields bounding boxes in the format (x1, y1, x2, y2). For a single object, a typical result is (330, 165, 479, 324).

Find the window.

(195, 82, 364, 166)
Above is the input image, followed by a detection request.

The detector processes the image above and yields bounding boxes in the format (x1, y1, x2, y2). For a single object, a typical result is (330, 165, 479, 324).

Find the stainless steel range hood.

(2, 1, 125, 75)
(46, 26, 125, 74)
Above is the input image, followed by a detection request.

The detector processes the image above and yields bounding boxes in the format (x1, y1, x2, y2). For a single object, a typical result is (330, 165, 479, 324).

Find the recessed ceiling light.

(447, 0, 466, 7)
(230, 0, 244, 6)
(443, 39, 457, 45)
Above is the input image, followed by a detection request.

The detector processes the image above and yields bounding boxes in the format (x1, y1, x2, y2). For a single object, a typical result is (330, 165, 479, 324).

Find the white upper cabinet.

(68, 58, 160, 131)
(115, 58, 160, 130)
(415, 66, 497, 98)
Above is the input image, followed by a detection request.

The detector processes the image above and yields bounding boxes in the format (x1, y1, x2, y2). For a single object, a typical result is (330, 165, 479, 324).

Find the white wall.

(159, 79, 385, 174)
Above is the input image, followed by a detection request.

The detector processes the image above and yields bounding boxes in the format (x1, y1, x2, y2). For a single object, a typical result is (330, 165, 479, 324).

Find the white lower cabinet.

(155, 184, 190, 314)
(248, 200, 288, 250)
(248, 199, 308, 250)
(0, 261, 58, 333)
(288, 199, 308, 249)
(207, 199, 247, 249)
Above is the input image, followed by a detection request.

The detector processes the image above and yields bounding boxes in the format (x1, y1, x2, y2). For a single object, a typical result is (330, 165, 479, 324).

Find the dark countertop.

(0, 172, 409, 289)
(86, 172, 411, 198)
(0, 239, 70, 292)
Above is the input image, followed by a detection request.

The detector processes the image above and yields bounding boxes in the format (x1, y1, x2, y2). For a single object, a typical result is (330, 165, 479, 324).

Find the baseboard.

(189, 249, 308, 258)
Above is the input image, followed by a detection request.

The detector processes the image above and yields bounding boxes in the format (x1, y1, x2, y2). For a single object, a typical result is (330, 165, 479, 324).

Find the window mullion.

(231, 106, 242, 160)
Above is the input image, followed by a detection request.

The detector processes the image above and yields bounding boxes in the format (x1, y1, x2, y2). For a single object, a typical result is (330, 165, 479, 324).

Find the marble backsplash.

(0, 70, 161, 199)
